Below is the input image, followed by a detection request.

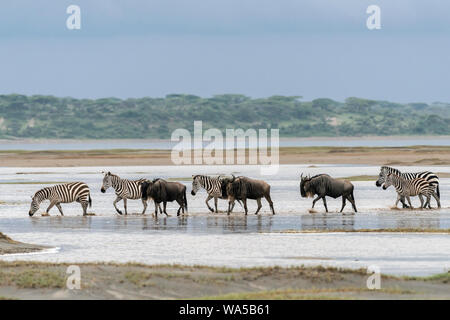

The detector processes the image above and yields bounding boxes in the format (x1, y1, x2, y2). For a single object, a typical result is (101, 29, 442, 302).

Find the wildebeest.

(225, 176, 275, 215)
(141, 179, 187, 216)
(300, 173, 357, 213)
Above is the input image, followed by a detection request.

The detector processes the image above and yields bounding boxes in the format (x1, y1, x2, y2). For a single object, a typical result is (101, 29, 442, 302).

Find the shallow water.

(1, 137, 450, 150)
(0, 165, 449, 276)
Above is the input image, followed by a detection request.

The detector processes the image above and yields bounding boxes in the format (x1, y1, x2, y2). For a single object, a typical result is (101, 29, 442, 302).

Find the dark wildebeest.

(140, 179, 187, 216)
(225, 176, 275, 215)
(299, 173, 357, 213)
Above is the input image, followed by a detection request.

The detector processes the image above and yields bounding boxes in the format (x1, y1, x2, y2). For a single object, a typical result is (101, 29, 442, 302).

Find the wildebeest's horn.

(231, 174, 235, 182)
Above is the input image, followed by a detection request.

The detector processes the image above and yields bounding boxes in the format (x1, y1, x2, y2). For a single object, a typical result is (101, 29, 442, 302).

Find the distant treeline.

(0, 94, 449, 139)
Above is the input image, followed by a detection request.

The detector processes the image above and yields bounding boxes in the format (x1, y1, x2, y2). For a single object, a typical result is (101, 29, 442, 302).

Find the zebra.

(101, 171, 154, 215)
(383, 173, 435, 209)
(29, 182, 92, 216)
(191, 175, 239, 213)
(375, 166, 440, 208)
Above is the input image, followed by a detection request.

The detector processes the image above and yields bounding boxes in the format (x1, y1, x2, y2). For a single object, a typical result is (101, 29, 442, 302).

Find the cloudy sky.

(1, 0, 449, 102)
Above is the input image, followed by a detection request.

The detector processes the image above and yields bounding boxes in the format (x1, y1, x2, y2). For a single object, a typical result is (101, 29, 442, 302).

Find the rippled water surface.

(0, 165, 449, 276)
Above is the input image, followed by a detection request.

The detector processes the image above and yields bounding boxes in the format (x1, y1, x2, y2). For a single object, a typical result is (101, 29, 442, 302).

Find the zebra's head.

(28, 192, 42, 216)
(382, 173, 395, 190)
(375, 167, 389, 187)
(191, 175, 201, 196)
(101, 171, 113, 193)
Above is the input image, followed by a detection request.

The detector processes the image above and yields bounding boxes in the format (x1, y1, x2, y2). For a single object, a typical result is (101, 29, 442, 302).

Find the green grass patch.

(0, 270, 65, 288)
(404, 272, 450, 283)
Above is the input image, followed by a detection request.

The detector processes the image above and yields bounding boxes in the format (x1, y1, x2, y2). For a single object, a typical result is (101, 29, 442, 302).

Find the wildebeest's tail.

(88, 194, 92, 208)
(184, 188, 188, 212)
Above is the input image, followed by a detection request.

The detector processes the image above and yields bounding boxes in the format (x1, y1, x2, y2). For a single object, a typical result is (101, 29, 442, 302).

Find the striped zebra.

(191, 175, 237, 213)
(29, 182, 92, 216)
(101, 171, 152, 215)
(383, 173, 435, 209)
(375, 166, 440, 208)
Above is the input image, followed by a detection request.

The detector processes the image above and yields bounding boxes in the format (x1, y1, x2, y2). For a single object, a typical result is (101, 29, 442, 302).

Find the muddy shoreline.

(0, 261, 448, 300)
(0, 232, 49, 255)
(0, 146, 449, 167)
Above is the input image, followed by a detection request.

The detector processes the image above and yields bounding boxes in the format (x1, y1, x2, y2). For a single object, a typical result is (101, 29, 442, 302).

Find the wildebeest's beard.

(300, 179, 309, 198)
(227, 180, 241, 199)
(226, 183, 233, 199)
(303, 181, 315, 198)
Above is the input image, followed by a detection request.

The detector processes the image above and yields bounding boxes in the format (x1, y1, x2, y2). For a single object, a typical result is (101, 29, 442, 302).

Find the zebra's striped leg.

(399, 196, 409, 208)
(205, 195, 214, 212)
(56, 203, 64, 216)
(424, 195, 432, 209)
(113, 196, 123, 215)
(46, 202, 56, 215)
(81, 202, 88, 216)
(406, 196, 413, 209)
(418, 195, 425, 209)
(123, 198, 128, 215)
(431, 191, 441, 208)
(395, 195, 407, 208)
(214, 197, 218, 213)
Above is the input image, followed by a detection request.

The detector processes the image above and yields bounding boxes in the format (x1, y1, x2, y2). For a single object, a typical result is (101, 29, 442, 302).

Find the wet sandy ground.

(0, 261, 448, 300)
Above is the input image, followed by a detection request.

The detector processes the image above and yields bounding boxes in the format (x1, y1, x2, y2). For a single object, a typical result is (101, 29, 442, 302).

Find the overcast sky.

(1, 0, 450, 102)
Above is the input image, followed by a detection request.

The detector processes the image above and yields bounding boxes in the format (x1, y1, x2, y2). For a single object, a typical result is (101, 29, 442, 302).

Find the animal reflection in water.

(299, 174, 357, 213)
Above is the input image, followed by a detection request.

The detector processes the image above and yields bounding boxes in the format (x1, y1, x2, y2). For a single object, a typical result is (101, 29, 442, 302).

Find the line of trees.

(0, 94, 448, 139)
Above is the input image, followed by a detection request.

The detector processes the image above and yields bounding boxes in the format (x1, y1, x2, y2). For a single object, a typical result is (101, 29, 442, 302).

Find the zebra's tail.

(88, 194, 92, 208)
(436, 184, 440, 198)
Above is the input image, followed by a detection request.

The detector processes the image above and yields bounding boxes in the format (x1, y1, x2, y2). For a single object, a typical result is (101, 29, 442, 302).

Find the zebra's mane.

(193, 174, 220, 180)
(34, 187, 50, 199)
(381, 166, 401, 175)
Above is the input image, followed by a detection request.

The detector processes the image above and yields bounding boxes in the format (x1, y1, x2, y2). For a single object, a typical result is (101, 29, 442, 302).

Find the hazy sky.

(1, 0, 450, 102)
